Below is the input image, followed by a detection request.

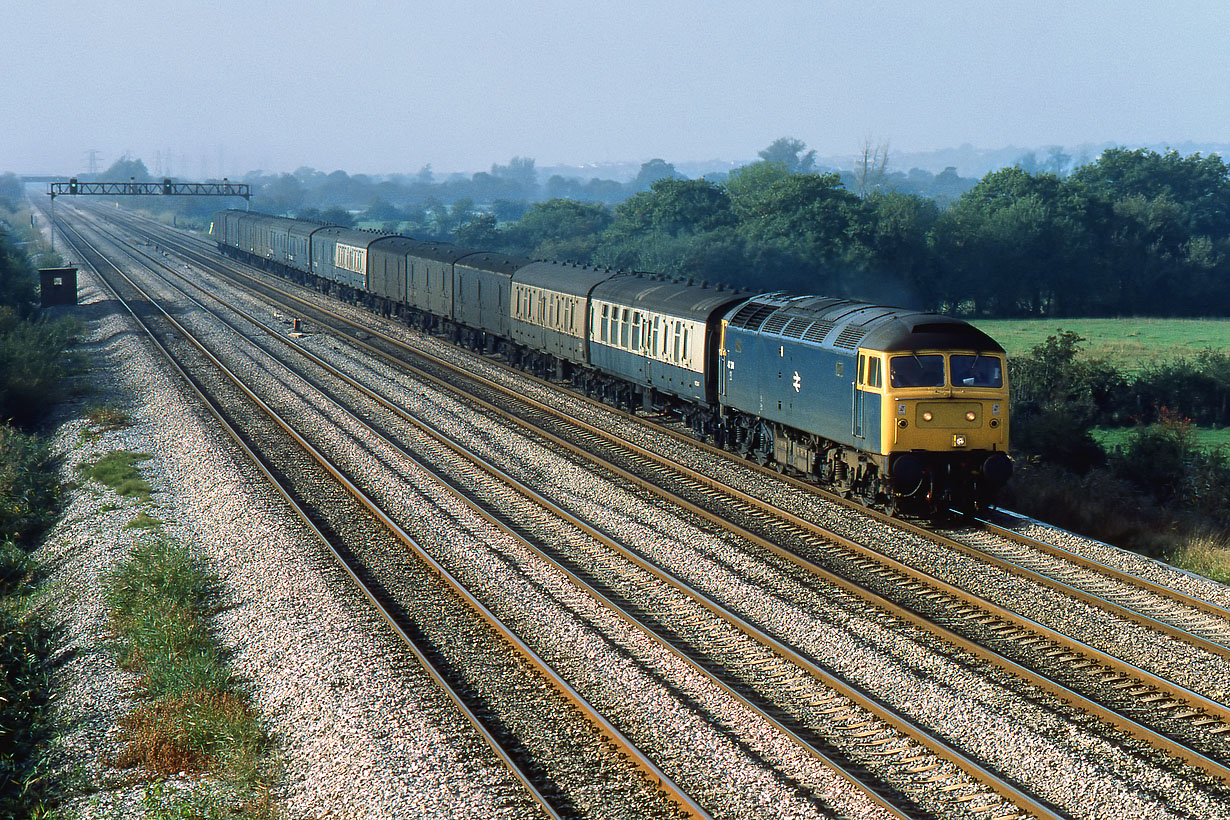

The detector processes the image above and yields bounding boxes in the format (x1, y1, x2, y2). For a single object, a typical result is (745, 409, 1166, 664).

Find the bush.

(0, 425, 58, 546)
(1002, 462, 1179, 557)
(0, 309, 80, 427)
(0, 600, 55, 819)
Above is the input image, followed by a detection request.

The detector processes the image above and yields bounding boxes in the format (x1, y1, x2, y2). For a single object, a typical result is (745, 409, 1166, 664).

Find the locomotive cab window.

(868, 356, 882, 388)
(951, 354, 1003, 388)
(889, 354, 945, 388)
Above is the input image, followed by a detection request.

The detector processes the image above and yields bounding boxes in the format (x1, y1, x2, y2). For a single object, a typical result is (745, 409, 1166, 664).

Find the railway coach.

(585, 274, 747, 418)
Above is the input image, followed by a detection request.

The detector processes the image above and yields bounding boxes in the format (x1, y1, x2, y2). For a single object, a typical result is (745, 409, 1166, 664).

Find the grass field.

(1092, 425, 1230, 453)
(972, 318, 1230, 371)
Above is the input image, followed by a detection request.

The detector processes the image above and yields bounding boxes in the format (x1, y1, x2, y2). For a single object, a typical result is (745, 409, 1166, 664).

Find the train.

(210, 208, 1012, 515)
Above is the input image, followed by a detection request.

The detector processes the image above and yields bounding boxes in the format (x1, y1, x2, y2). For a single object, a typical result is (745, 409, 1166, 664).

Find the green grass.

(972, 317, 1230, 371)
(1169, 533, 1230, 585)
(126, 511, 165, 530)
(102, 536, 273, 813)
(1093, 425, 1230, 454)
(79, 450, 152, 499)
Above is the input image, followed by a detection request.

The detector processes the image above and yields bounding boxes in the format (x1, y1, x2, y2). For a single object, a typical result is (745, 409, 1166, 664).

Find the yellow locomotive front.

(879, 349, 1012, 512)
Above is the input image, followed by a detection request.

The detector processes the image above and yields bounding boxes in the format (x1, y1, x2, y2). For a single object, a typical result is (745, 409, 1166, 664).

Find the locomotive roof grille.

(802, 320, 835, 343)
(834, 326, 868, 349)
(761, 314, 790, 335)
(780, 317, 812, 339)
(728, 302, 779, 329)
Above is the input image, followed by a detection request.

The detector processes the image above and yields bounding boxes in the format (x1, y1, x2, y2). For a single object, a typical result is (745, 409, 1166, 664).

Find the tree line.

(451, 146, 1230, 318)
(63, 140, 1230, 319)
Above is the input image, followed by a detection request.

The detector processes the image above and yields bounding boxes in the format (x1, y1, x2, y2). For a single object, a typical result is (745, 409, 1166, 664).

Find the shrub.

(0, 600, 55, 819)
(0, 425, 58, 545)
(0, 310, 80, 427)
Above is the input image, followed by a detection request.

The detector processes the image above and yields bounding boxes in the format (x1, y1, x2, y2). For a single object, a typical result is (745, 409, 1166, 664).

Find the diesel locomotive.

(211, 208, 1011, 515)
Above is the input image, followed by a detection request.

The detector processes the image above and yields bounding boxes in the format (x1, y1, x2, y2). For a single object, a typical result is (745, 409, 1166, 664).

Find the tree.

(631, 159, 682, 192)
(490, 156, 538, 199)
(610, 178, 735, 238)
(504, 198, 612, 259)
(362, 198, 402, 223)
(862, 190, 939, 307)
(853, 139, 889, 198)
(0, 174, 22, 208)
(93, 156, 151, 182)
(739, 173, 865, 259)
(454, 213, 502, 249)
(757, 137, 816, 174)
(724, 161, 791, 216)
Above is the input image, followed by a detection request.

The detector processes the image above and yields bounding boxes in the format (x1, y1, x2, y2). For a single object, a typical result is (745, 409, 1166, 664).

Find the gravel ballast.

(38, 258, 531, 818)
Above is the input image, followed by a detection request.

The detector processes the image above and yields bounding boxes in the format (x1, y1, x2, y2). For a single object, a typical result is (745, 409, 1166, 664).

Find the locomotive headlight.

(922, 411, 933, 422)
(965, 411, 977, 421)
(953, 434, 967, 447)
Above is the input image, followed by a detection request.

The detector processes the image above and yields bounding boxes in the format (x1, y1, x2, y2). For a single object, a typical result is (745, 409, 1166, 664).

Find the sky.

(4, 1, 1229, 178)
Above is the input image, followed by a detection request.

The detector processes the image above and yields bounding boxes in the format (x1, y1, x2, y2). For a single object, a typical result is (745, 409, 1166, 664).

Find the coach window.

(651, 316, 660, 356)
(673, 324, 682, 363)
(631, 312, 642, 351)
(600, 304, 609, 342)
(620, 308, 630, 347)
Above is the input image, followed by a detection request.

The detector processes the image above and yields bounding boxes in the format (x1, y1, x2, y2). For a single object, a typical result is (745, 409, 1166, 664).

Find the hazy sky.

(5, 1, 1229, 177)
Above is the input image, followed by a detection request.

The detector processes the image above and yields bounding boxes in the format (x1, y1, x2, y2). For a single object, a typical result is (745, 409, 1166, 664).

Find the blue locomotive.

(211, 209, 1011, 514)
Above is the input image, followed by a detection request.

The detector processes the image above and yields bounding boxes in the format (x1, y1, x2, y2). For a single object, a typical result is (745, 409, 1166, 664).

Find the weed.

(84, 403, 130, 433)
(0, 425, 59, 545)
(1169, 533, 1230, 585)
(102, 536, 274, 813)
(126, 511, 164, 530)
(0, 561, 56, 820)
(79, 450, 152, 500)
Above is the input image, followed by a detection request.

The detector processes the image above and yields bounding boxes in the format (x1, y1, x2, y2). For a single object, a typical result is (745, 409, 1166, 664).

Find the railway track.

(86, 208, 1077, 819)
(66, 203, 1230, 817)
(52, 208, 703, 820)
(54, 204, 1056, 819)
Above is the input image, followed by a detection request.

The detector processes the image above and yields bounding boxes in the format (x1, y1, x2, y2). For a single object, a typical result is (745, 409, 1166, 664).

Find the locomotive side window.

(889, 354, 945, 387)
(951, 354, 1003, 387)
(868, 357, 882, 388)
